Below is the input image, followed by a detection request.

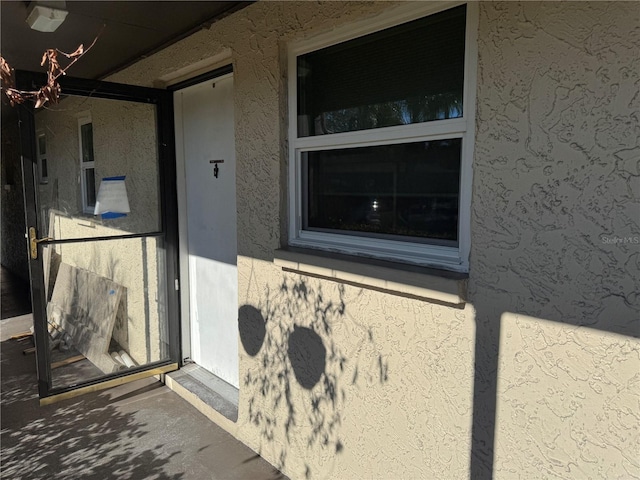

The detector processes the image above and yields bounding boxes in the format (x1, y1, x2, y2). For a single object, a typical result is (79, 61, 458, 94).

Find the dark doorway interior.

(1, 266, 32, 319)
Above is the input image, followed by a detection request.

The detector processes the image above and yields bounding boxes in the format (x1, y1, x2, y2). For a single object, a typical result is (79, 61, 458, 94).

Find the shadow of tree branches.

(239, 274, 389, 478)
(0, 338, 182, 480)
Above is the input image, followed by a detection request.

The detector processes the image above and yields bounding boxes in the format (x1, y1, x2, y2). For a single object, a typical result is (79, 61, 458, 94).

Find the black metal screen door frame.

(16, 70, 181, 402)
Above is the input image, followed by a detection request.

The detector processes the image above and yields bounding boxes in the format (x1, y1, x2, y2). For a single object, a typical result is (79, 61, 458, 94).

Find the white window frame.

(78, 113, 96, 214)
(287, 1, 478, 273)
(36, 130, 48, 184)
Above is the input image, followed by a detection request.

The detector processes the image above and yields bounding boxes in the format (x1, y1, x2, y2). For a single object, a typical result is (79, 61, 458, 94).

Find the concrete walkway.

(0, 313, 287, 480)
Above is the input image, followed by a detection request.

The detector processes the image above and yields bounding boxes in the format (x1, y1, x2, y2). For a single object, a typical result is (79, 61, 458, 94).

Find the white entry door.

(174, 73, 239, 388)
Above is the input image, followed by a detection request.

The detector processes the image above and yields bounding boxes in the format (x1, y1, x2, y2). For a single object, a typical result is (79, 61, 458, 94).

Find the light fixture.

(26, 2, 68, 33)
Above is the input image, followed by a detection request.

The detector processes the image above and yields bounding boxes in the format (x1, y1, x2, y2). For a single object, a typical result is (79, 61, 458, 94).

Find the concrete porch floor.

(1, 297, 286, 479)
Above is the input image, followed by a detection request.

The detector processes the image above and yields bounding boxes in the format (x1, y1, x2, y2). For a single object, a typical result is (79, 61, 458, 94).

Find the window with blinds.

(288, 3, 476, 271)
(297, 5, 466, 137)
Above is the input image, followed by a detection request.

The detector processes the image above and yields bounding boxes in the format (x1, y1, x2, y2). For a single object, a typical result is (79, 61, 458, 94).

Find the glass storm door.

(17, 71, 180, 403)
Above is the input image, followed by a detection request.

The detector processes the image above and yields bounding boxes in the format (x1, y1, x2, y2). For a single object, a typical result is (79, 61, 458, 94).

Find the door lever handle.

(29, 227, 53, 260)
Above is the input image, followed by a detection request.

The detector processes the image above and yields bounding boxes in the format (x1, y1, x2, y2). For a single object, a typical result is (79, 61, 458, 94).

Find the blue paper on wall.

(94, 176, 130, 219)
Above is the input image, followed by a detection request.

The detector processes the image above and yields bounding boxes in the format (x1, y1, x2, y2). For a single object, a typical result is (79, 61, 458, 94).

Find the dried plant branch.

(0, 28, 102, 109)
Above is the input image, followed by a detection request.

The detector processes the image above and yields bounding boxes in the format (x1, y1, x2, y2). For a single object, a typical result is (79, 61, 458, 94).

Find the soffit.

(0, 1, 251, 80)
(1, 1, 251, 122)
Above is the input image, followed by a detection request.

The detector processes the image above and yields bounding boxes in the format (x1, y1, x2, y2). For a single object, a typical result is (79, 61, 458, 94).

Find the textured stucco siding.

(473, 3, 640, 478)
(495, 313, 639, 479)
(233, 255, 475, 479)
(105, 1, 639, 479)
(34, 97, 159, 235)
(49, 218, 165, 366)
(473, 1, 639, 328)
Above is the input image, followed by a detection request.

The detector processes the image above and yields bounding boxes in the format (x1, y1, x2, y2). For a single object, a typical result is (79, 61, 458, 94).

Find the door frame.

(17, 70, 181, 402)
(170, 64, 234, 365)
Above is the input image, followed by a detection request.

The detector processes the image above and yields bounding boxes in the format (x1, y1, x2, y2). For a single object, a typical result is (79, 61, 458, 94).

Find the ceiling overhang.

(1, 1, 250, 81)
(1, 1, 251, 121)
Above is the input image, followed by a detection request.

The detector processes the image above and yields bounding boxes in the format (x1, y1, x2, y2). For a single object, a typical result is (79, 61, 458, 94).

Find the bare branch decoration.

(1, 29, 102, 109)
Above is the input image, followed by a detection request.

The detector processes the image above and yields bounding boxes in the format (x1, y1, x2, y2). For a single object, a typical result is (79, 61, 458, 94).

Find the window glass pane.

(44, 235, 170, 389)
(304, 139, 461, 244)
(38, 134, 46, 155)
(85, 168, 96, 207)
(41, 158, 48, 178)
(81, 123, 94, 162)
(297, 5, 466, 137)
(34, 96, 161, 238)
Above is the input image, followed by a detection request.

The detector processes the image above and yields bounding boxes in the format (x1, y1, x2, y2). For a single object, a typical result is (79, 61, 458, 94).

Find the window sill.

(273, 247, 467, 307)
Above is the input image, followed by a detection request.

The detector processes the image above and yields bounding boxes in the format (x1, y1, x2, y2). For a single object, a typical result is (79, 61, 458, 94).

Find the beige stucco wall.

(474, 3, 639, 478)
(48, 217, 166, 366)
(104, 1, 639, 479)
(35, 97, 159, 234)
